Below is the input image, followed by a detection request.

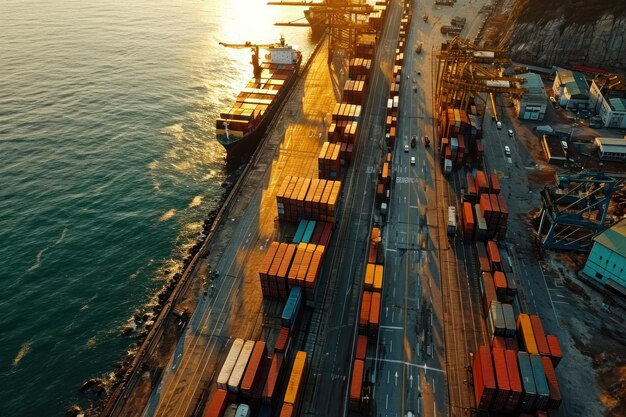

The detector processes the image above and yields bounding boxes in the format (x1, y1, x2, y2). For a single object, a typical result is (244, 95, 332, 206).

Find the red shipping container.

(547, 334, 563, 367)
(241, 341, 268, 398)
(493, 271, 508, 301)
(463, 202, 475, 241)
(203, 389, 228, 417)
(505, 336, 519, 352)
(480, 272, 497, 317)
(476, 242, 491, 273)
(475, 170, 489, 195)
(489, 173, 501, 194)
(486, 240, 501, 266)
(492, 335, 507, 350)
(262, 353, 284, 405)
(492, 347, 511, 411)
(275, 327, 290, 353)
(530, 315, 550, 356)
(473, 345, 496, 410)
(541, 356, 562, 410)
(356, 335, 367, 360)
(504, 349, 523, 413)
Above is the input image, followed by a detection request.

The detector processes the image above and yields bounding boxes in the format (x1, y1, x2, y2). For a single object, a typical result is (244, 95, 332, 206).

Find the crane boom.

(219, 37, 285, 77)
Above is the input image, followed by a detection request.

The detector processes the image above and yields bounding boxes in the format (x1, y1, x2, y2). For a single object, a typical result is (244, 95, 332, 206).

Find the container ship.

(216, 37, 301, 159)
(304, 6, 327, 37)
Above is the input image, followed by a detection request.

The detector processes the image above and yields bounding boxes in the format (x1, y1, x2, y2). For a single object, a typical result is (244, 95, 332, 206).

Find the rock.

(65, 405, 81, 417)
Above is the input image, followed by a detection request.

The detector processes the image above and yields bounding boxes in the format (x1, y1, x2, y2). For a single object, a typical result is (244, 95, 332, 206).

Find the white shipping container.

(235, 404, 251, 417)
(486, 80, 510, 88)
(473, 50, 495, 59)
(217, 338, 244, 390)
(227, 340, 256, 393)
(447, 206, 457, 235)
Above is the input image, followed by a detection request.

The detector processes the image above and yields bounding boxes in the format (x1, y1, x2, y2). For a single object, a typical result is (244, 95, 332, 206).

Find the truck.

(447, 206, 457, 236)
(443, 158, 452, 175)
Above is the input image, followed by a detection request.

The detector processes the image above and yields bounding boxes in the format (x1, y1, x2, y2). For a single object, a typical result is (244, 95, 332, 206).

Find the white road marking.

(366, 357, 445, 373)
(380, 325, 404, 330)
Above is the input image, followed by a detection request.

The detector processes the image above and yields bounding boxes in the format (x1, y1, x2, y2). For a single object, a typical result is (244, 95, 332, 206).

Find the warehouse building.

(589, 75, 626, 128)
(594, 137, 626, 161)
(582, 220, 626, 297)
(514, 73, 548, 120)
(552, 67, 590, 109)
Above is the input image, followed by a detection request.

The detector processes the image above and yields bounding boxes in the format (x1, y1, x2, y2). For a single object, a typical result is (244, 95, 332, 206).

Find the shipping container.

(462, 201, 475, 241)
(488, 301, 506, 338)
(476, 241, 491, 273)
(479, 272, 497, 317)
(262, 353, 284, 405)
(224, 402, 239, 417)
(217, 339, 245, 390)
(293, 220, 307, 243)
(473, 345, 496, 410)
(369, 292, 381, 340)
(359, 291, 372, 334)
(279, 403, 293, 417)
(282, 286, 303, 331)
(530, 315, 550, 356)
(486, 241, 501, 269)
(501, 303, 516, 338)
(517, 314, 539, 355)
(493, 271, 507, 302)
(517, 351, 537, 412)
(356, 335, 367, 360)
(228, 340, 256, 393)
(373, 264, 384, 292)
(284, 351, 307, 406)
(546, 335, 562, 367)
(364, 263, 375, 290)
(530, 354, 550, 410)
(302, 220, 317, 243)
(240, 341, 268, 398)
(504, 349, 523, 413)
(492, 347, 511, 411)
(275, 327, 290, 355)
(475, 170, 489, 195)
(541, 356, 562, 410)
(492, 335, 506, 350)
(489, 173, 501, 194)
(259, 243, 280, 297)
(203, 389, 228, 417)
(349, 359, 364, 411)
(235, 404, 251, 417)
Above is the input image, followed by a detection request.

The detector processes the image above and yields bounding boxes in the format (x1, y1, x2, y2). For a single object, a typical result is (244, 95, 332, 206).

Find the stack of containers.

(276, 176, 342, 223)
(461, 201, 475, 242)
(343, 79, 367, 105)
(318, 142, 341, 179)
(331, 103, 360, 144)
(355, 34, 376, 60)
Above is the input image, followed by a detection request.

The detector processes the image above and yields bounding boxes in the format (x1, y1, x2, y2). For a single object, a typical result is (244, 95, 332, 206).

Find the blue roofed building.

(582, 219, 626, 297)
(552, 67, 590, 110)
(514, 73, 548, 120)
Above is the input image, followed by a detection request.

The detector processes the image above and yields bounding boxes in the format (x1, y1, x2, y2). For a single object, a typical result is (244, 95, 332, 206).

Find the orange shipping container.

(517, 313, 539, 355)
(259, 242, 280, 278)
(284, 351, 307, 405)
(279, 403, 294, 417)
(350, 359, 364, 406)
(359, 291, 372, 332)
(373, 264, 384, 292)
(364, 263, 375, 290)
(369, 292, 381, 334)
(240, 341, 267, 397)
(530, 315, 550, 356)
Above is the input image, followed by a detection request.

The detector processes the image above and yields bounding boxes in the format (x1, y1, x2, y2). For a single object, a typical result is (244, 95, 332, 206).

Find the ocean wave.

(188, 195, 203, 208)
(159, 208, 176, 221)
(27, 246, 49, 272)
(12, 342, 31, 368)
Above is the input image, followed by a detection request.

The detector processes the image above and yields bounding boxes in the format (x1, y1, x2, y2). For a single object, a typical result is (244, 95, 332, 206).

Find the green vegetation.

(512, 0, 626, 26)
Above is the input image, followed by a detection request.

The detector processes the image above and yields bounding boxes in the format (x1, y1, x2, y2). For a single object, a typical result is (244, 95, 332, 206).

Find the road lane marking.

(367, 357, 445, 373)
(380, 325, 404, 330)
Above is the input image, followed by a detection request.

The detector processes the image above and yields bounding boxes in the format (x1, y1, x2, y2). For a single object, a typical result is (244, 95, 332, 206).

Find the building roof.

(609, 97, 626, 112)
(519, 73, 548, 101)
(594, 219, 626, 257)
(594, 137, 626, 154)
(556, 67, 589, 98)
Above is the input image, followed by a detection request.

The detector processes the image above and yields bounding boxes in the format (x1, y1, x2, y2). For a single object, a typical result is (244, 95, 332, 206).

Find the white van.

(496, 121, 502, 129)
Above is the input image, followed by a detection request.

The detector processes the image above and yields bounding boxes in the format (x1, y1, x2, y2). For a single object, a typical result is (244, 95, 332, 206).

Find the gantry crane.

(219, 38, 286, 77)
(536, 172, 622, 251)
(268, 1, 374, 58)
(434, 36, 527, 125)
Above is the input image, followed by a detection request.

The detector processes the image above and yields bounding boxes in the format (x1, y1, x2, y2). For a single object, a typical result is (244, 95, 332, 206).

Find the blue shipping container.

(281, 286, 302, 330)
(302, 220, 317, 244)
(530, 354, 550, 411)
(293, 220, 308, 243)
(517, 351, 537, 412)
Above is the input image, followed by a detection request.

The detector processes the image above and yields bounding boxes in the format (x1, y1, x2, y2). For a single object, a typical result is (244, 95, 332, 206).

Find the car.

(424, 136, 430, 147)
(496, 121, 502, 129)
(404, 144, 409, 152)
(417, 71, 421, 75)
(504, 145, 511, 155)
(411, 135, 417, 147)
(410, 156, 416, 165)
(508, 129, 514, 137)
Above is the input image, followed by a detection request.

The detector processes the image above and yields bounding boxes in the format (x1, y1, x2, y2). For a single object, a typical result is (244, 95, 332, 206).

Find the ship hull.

(218, 57, 301, 160)
(304, 8, 326, 37)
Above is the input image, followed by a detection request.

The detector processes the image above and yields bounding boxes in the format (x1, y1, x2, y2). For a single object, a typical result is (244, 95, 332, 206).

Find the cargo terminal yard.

(94, 1, 624, 417)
